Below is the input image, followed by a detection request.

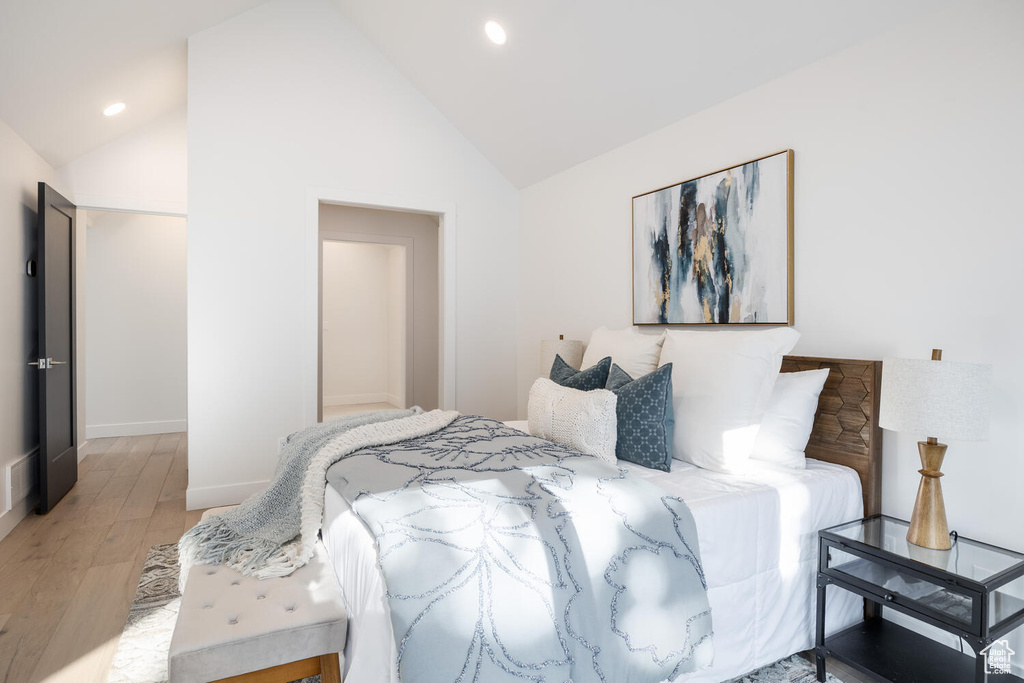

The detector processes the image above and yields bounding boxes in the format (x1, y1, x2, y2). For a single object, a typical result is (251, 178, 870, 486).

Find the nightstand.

(816, 515, 1024, 682)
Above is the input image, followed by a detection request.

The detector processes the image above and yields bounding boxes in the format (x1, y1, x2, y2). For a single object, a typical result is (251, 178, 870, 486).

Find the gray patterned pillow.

(606, 363, 674, 471)
(549, 354, 611, 391)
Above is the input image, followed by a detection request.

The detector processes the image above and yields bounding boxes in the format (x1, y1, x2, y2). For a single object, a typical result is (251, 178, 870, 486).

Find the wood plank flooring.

(0, 432, 207, 683)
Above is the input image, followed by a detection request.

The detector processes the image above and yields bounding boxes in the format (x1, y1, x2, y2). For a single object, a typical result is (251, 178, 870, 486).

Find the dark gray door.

(36, 182, 77, 513)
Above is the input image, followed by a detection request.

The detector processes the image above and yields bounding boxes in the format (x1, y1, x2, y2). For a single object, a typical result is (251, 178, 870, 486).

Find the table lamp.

(540, 335, 584, 377)
(879, 349, 992, 550)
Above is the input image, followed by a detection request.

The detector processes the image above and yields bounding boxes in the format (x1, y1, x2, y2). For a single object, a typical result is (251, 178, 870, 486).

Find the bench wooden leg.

(211, 653, 342, 683)
(319, 653, 342, 683)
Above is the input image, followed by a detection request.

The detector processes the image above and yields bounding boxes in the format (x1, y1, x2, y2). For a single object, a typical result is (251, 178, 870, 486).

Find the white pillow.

(751, 369, 830, 469)
(658, 327, 800, 473)
(527, 378, 617, 464)
(581, 326, 665, 380)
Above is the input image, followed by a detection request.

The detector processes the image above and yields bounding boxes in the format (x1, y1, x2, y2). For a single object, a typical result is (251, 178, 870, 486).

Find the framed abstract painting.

(632, 150, 794, 325)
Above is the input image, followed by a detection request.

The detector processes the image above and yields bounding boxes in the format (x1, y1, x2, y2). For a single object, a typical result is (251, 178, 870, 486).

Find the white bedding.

(322, 421, 863, 683)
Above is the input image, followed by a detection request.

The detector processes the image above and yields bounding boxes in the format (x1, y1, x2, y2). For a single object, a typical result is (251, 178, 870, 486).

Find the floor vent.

(6, 450, 38, 512)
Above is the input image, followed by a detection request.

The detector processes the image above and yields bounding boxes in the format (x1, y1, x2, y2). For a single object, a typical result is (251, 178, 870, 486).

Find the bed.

(321, 356, 883, 683)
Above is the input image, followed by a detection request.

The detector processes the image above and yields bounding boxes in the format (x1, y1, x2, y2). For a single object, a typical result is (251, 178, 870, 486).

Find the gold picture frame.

(632, 149, 794, 326)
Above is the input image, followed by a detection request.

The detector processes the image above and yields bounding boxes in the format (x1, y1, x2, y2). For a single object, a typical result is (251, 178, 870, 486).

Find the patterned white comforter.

(326, 415, 714, 683)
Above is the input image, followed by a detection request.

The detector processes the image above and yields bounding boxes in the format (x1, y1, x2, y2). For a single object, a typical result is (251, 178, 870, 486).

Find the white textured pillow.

(527, 378, 617, 464)
(751, 369, 829, 469)
(581, 326, 665, 380)
(659, 327, 800, 473)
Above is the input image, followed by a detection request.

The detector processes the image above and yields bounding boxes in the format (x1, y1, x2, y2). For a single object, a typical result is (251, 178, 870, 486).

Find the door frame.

(305, 187, 456, 425)
(74, 193, 187, 218)
(71, 199, 189, 454)
(318, 234, 414, 420)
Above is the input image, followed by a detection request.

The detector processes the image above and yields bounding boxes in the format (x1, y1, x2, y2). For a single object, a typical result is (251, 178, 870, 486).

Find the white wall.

(85, 211, 187, 438)
(320, 204, 438, 411)
(518, 0, 1023, 665)
(0, 117, 63, 537)
(57, 104, 187, 450)
(186, 0, 519, 508)
(322, 241, 404, 406)
(386, 246, 406, 407)
(58, 106, 187, 215)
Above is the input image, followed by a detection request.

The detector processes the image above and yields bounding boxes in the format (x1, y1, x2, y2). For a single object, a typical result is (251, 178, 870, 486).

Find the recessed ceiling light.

(484, 20, 507, 46)
(103, 102, 126, 117)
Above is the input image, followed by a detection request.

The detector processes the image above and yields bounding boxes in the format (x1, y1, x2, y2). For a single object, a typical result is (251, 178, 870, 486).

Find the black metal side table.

(817, 515, 1024, 682)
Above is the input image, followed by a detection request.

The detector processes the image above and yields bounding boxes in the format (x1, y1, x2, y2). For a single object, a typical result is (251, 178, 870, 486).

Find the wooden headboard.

(781, 355, 882, 517)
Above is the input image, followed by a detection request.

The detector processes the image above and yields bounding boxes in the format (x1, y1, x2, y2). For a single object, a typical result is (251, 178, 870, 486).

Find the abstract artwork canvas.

(633, 150, 793, 325)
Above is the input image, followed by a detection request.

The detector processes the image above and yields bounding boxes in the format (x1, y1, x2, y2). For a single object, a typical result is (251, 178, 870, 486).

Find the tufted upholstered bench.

(169, 508, 346, 683)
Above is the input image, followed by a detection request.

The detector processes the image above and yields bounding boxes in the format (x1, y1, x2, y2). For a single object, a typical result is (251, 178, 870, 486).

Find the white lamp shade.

(540, 339, 584, 377)
(879, 357, 992, 441)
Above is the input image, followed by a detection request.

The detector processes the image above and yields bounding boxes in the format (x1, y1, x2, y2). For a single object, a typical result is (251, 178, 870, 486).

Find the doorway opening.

(321, 240, 409, 419)
(82, 209, 187, 440)
(318, 203, 441, 421)
(26, 186, 189, 514)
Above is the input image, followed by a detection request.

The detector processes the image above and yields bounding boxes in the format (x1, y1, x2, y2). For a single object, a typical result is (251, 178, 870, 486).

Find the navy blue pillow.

(549, 354, 611, 391)
(606, 363, 675, 471)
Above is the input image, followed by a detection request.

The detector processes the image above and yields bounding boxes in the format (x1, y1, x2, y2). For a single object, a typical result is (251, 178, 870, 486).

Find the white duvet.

(322, 421, 862, 683)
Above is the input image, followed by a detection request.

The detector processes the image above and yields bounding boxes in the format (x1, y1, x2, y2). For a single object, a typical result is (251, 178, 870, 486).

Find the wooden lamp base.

(907, 438, 951, 551)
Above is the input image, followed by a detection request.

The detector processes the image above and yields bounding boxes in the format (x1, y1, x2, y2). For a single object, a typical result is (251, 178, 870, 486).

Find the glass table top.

(825, 516, 1024, 583)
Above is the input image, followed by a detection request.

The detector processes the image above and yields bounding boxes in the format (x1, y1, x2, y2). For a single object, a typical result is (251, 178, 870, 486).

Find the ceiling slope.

(334, 0, 949, 187)
(0, 0, 268, 168)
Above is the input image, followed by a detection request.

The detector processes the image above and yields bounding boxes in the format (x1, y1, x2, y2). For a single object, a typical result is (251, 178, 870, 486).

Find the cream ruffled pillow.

(527, 378, 617, 463)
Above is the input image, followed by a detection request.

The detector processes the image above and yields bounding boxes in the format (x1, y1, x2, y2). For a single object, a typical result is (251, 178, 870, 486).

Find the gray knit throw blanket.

(177, 407, 459, 586)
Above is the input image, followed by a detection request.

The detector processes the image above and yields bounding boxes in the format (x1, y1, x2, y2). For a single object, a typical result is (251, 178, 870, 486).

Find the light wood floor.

(0, 431, 870, 683)
(322, 402, 398, 420)
(0, 432, 206, 683)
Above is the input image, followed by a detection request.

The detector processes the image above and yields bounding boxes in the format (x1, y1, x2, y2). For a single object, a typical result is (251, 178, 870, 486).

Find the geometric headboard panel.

(781, 355, 883, 518)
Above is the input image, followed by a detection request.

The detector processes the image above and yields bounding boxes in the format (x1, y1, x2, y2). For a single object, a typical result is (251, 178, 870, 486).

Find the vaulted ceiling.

(0, 0, 267, 168)
(333, 0, 948, 187)
(0, 0, 947, 181)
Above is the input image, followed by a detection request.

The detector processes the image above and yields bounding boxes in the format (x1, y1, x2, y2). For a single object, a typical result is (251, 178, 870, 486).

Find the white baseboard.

(86, 419, 187, 439)
(0, 493, 37, 542)
(385, 393, 403, 408)
(78, 440, 89, 463)
(323, 393, 389, 407)
(186, 479, 269, 511)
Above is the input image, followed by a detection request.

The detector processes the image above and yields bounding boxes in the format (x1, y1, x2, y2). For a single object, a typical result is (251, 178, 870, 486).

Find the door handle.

(27, 358, 66, 369)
